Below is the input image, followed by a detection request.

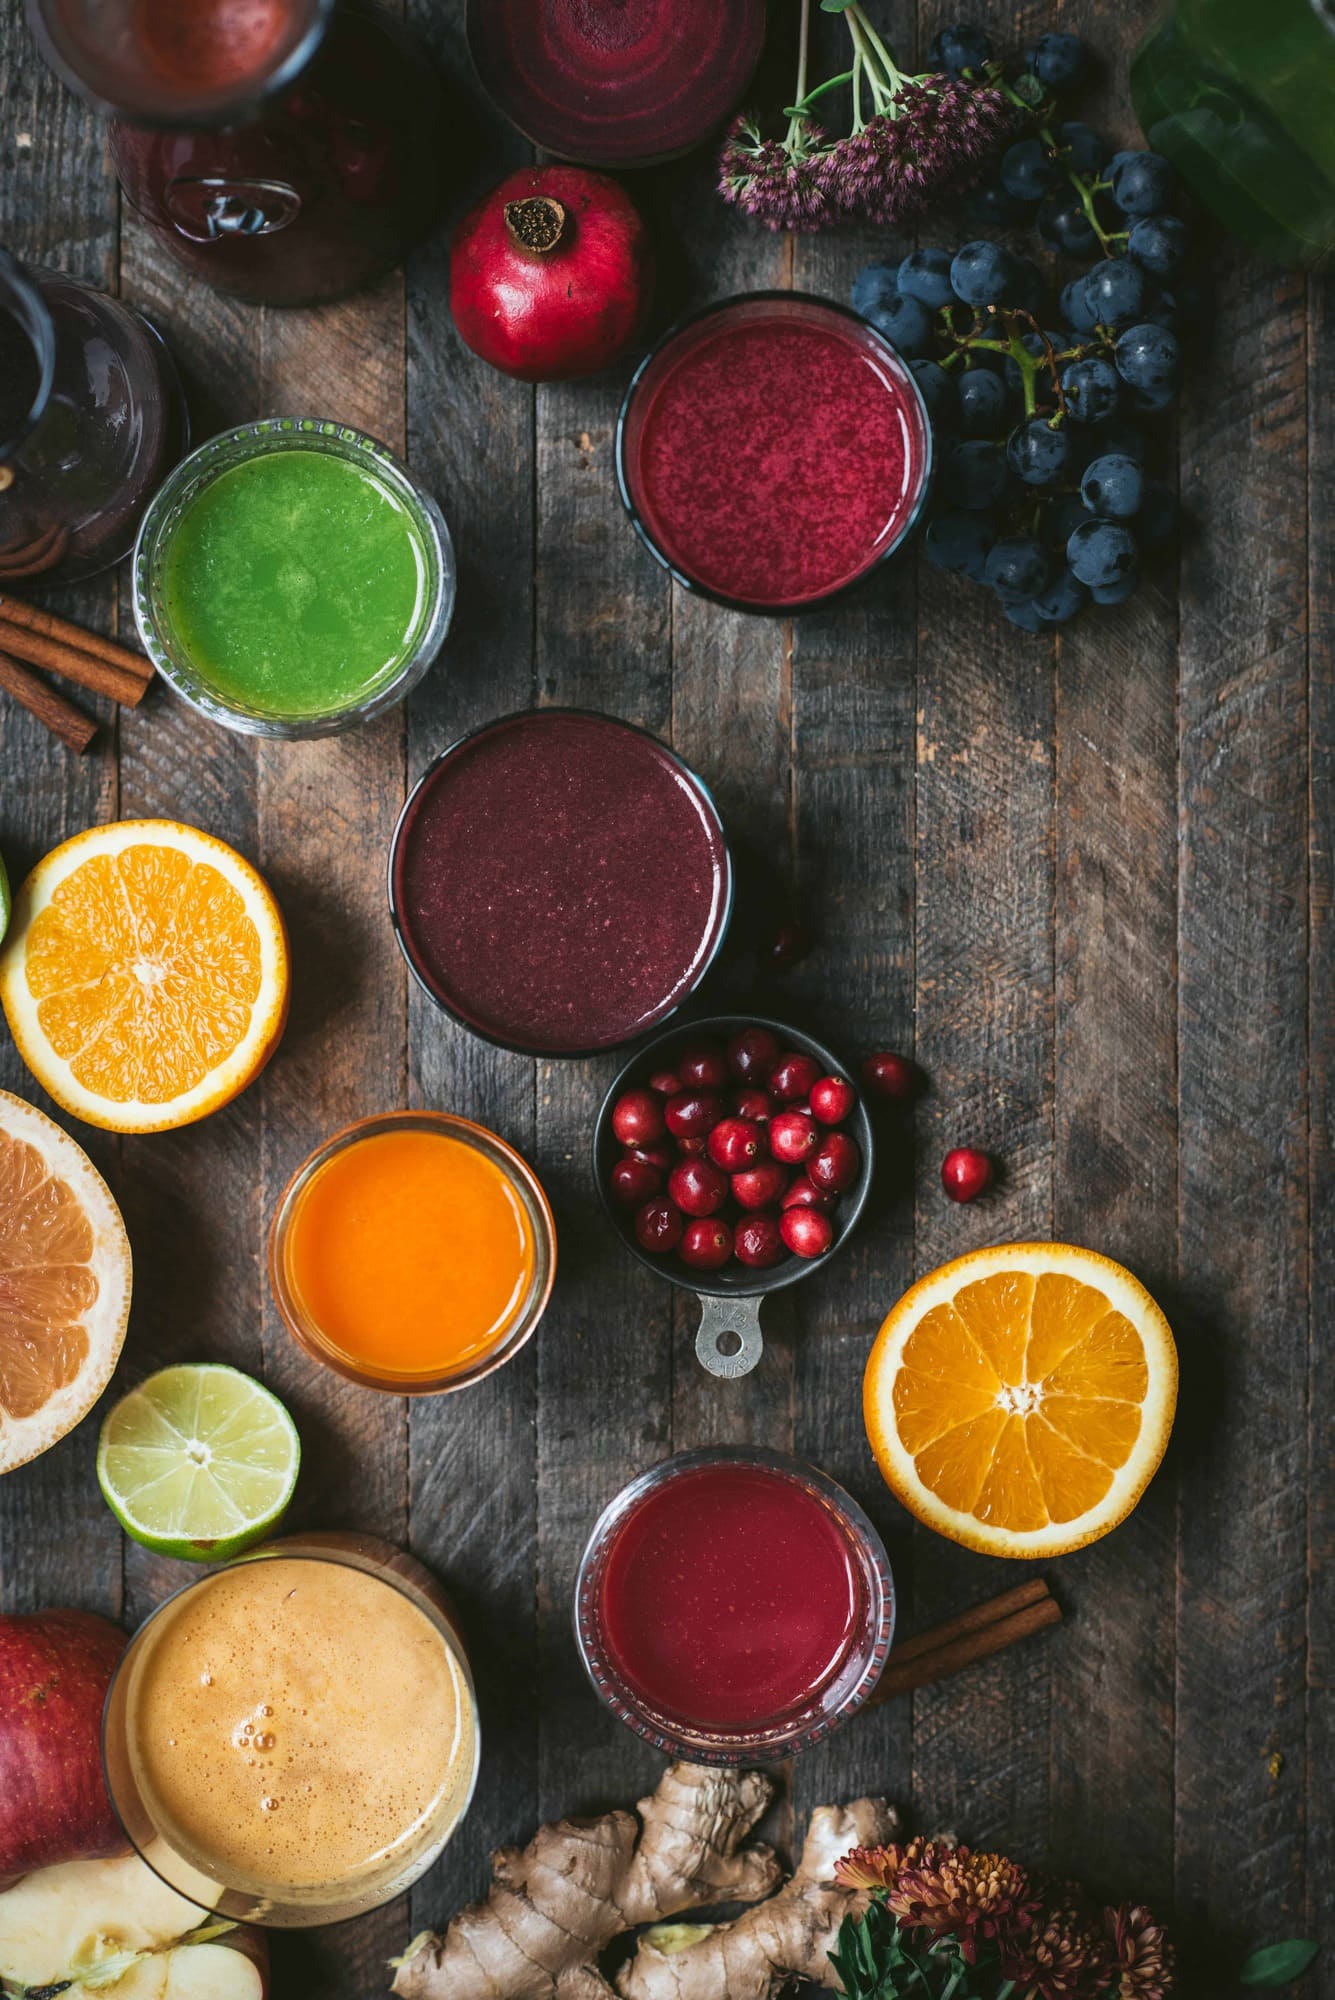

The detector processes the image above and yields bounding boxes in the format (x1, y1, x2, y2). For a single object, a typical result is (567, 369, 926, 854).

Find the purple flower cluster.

(719, 75, 1015, 233)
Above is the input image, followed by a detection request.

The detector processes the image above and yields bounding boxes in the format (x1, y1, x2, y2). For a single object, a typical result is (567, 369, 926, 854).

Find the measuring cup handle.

(694, 1294, 765, 1378)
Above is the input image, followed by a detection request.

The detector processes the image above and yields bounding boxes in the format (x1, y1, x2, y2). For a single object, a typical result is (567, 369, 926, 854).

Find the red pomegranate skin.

(450, 166, 653, 384)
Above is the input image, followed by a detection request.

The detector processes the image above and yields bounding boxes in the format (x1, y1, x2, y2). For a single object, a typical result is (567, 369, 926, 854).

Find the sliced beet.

(467, 0, 765, 168)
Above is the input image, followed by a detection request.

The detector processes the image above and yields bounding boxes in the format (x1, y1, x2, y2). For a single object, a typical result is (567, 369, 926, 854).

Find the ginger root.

(391, 1764, 897, 2000)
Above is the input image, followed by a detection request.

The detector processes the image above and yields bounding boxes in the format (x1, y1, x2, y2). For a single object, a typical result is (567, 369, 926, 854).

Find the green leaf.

(1240, 1942, 1321, 1986)
(821, 0, 857, 11)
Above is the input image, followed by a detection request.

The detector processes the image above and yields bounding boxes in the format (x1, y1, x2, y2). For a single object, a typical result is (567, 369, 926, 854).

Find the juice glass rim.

(387, 706, 735, 1059)
(268, 1109, 557, 1394)
(132, 415, 456, 739)
(614, 289, 935, 617)
(573, 1445, 896, 1764)
(100, 1530, 481, 1929)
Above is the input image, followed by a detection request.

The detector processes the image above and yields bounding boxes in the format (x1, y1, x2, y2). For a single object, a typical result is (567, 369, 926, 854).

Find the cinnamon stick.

(0, 647, 97, 753)
(866, 1586, 1062, 1708)
(0, 593, 154, 684)
(0, 620, 149, 708)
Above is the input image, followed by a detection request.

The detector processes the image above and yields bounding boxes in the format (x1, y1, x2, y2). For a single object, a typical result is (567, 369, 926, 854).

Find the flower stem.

(784, 67, 855, 118)
(784, 0, 812, 151)
(847, 3, 906, 91)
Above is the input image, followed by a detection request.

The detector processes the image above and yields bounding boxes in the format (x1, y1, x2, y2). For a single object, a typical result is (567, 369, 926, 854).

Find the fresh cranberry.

(862, 1051, 921, 1102)
(732, 1161, 788, 1210)
(942, 1147, 993, 1202)
(679, 1217, 733, 1271)
(726, 1026, 781, 1083)
(609, 1158, 662, 1206)
(780, 1205, 834, 1259)
(767, 920, 811, 970)
(769, 1052, 822, 1104)
(768, 1108, 820, 1165)
(809, 1131, 861, 1194)
(627, 1141, 674, 1172)
(677, 1039, 729, 1090)
(668, 1158, 730, 1217)
(734, 1212, 786, 1269)
(809, 1075, 857, 1125)
(611, 1087, 666, 1147)
(634, 1198, 683, 1254)
(781, 1174, 837, 1213)
(648, 1067, 683, 1098)
(664, 1090, 725, 1140)
(733, 1086, 774, 1124)
(707, 1117, 763, 1173)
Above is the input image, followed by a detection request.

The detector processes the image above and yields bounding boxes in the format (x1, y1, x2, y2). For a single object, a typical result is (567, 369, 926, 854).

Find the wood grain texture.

(1174, 247, 1310, 1967)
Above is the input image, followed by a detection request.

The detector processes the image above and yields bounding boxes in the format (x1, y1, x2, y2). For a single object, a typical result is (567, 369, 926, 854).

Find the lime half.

(97, 1363, 300, 1562)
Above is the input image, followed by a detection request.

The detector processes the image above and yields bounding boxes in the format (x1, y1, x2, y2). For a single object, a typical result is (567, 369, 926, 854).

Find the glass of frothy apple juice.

(102, 1533, 479, 1926)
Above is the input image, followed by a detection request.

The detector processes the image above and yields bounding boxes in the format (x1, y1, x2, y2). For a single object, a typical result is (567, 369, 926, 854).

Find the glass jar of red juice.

(25, 0, 447, 305)
(574, 1447, 895, 1762)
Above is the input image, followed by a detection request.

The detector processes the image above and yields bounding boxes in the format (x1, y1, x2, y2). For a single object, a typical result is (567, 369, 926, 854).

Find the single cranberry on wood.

(726, 1026, 781, 1082)
(707, 1117, 764, 1173)
(668, 1158, 730, 1218)
(678, 1039, 730, 1089)
(734, 1212, 786, 1269)
(767, 920, 811, 970)
(679, 1217, 734, 1271)
(664, 1090, 725, 1141)
(732, 1160, 788, 1210)
(780, 1205, 834, 1259)
(769, 1052, 822, 1104)
(635, 1197, 684, 1254)
(450, 166, 653, 383)
(941, 1147, 993, 1202)
(609, 1157, 662, 1206)
(781, 1173, 837, 1212)
(809, 1131, 861, 1194)
(769, 1108, 820, 1165)
(809, 1075, 856, 1125)
(863, 1050, 921, 1102)
(611, 1087, 666, 1147)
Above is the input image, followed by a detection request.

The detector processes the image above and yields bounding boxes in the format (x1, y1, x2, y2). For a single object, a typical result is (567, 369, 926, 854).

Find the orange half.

(864, 1242, 1177, 1558)
(0, 821, 288, 1134)
(0, 1089, 131, 1471)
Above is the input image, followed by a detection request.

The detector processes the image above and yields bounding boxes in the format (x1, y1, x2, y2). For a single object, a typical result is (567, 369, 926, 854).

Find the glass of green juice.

(133, 417, 455, 737)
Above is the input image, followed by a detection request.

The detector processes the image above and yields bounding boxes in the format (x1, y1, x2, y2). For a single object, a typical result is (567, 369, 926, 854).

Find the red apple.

(0, 1608, 128, 1876)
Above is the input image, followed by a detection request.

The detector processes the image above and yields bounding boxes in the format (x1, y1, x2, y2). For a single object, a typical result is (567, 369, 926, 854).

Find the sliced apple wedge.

(0, 1851, 267, 1997)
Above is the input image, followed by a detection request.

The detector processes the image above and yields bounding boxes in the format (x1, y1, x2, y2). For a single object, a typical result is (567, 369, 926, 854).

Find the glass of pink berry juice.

(389, 709, 733, 1058)
(616, 293, 934, 614)
(574, 1447, 895, 1762)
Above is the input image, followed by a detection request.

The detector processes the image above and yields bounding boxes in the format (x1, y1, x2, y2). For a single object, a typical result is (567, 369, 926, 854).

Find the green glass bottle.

(1130, 0, 1335, 265)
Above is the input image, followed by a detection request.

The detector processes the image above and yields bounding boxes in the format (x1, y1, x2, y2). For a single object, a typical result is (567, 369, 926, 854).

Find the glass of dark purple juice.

(25, 0, 447, 305)
(617, 293, 935, 616)
(389, 710, 733, 1058)
(467, 0, 766, 168)
(574, 1447, 895, 1763)
(0, 251, 186, 585)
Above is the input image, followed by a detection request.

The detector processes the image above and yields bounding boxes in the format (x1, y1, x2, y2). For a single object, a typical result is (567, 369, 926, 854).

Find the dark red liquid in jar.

(392, 712, 730, 1054)
(596, 1462, 869, 1732)
(621, 298, 932, 609)
(468, 0, 765, 167)
(108, 6, 446, 305)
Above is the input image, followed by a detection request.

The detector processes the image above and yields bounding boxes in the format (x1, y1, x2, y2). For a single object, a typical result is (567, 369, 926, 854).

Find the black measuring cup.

(593, 1014, 874, 1379)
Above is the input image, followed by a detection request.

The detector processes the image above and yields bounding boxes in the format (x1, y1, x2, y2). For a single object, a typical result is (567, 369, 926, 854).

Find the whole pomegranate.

(450, 166, 653, 383)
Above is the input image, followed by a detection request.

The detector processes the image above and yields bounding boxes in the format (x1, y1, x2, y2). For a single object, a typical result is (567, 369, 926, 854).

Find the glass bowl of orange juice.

(102, 1532, 480, 1927)
(268, 1110, 556, 1394)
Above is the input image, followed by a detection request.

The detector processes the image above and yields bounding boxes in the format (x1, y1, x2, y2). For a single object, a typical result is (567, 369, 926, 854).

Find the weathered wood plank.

(402, 0, 544, 1944)
(1046, 0, 1178, 1905)
(0, 0, 121, 1621)
(1174, 250, 1309, 1964)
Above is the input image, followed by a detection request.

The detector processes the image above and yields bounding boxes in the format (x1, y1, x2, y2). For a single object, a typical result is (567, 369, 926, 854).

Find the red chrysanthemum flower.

(883, 1841, 1042, 1963)
(1000, 1892, 1114, 1999)
(834, 1835, 933, 1892)
(1106, 1903, 1176, 1999)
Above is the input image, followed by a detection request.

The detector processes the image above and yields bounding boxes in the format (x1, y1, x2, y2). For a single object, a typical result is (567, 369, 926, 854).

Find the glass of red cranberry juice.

(616, 293, 933, 614)
(574, 1447, 894, 1761)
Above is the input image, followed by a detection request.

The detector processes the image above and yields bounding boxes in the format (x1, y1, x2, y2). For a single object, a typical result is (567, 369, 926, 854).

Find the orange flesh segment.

(893, 1269, 1148, 1530)
(24, 846, 262, 1105)
(0, 1131, 96, 1420)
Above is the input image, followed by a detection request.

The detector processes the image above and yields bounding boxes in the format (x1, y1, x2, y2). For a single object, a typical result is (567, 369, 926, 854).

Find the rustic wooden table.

(1, 1, 1330, 1994)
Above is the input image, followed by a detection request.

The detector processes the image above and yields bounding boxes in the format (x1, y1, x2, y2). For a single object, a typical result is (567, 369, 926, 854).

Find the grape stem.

(992, 72, 1127, 257)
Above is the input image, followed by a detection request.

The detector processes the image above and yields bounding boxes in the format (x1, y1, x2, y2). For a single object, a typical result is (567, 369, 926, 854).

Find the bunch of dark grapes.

(851, 23, 1189, 633)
